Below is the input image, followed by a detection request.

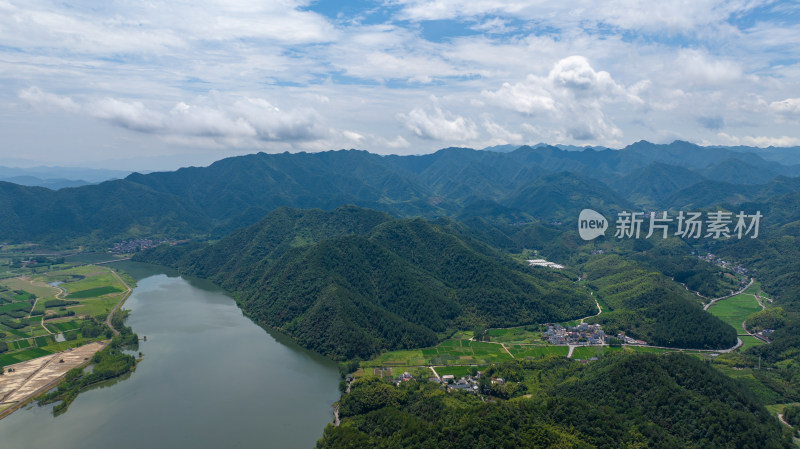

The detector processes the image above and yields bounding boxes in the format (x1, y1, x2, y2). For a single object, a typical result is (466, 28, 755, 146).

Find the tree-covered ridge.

(319, 353, 792, 449)
(136, 206, 596, 360)
(583, 254, 737, 349)
(3, 140, 800, 247)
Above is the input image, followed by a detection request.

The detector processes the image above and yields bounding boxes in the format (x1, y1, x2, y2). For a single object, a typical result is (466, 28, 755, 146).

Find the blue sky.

(2, 0, 800, 169)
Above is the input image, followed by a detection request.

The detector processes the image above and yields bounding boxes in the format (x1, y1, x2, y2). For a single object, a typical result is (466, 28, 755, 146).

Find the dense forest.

(319, 353, 792, 449)
(582, 255, 737, 349)
(136, 206, 596, 359)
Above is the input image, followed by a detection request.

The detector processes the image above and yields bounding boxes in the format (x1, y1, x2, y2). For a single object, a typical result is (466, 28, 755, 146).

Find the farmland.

(707, 293, 764, 330)
(0, 264, 130, 367)
(362, 339, 520, 370)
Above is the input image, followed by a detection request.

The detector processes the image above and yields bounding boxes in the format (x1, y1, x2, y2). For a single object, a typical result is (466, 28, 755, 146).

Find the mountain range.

(2, 140, 798, 246)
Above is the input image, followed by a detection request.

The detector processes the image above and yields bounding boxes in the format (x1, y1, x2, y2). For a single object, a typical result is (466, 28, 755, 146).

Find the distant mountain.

(0, 165, 130, 183)
(135, 206, 596, 359)
(701, 158, 789, 185)
(719, 145, 800, 166)
(612, 162, 706, 205)
(503, 172, 630, 221)
(665, 175, 800, 210)
(480, 144, 520, 153)
(0, 179, 208, 243)
(1, 141, 799, 246)
(0, 175, 92, 190)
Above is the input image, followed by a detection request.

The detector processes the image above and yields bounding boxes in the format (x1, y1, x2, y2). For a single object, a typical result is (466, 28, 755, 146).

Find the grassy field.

(507, 345, 568, 359)
(2, 277, 61, 299)
(487, 326, 546, 344)
(739, 335, 767, 351)
(572, 346, 626, 359)
(0, 347, 52, 366)
(364, 339, 516, 368)
(707, 293, 763, 330)
(67, 285, 123, 299)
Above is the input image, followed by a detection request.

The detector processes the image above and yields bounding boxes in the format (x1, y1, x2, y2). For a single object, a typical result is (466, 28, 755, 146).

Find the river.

(0, 262, 341, 449)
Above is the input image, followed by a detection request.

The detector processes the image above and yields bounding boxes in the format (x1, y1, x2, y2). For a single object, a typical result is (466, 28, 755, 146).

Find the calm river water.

(0, 262, 341, 449)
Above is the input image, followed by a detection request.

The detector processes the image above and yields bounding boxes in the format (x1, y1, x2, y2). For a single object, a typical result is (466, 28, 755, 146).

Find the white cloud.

(673, 49, 742, 86)
(482, 117, 524, 144)
(392, 0, 769, 33)
(343, 130, 366, 143)
(398, 105, 479, 141)
(382, 135, 411, 149)
(770, 98, 800, 117)
(482, 56, 635, 141)
(20, 87, 326, 145)
(470, 18, 513, 34)
(717, 133, 800, 147)
(4, 0, 800, 164)
(18, 86, 80, 112)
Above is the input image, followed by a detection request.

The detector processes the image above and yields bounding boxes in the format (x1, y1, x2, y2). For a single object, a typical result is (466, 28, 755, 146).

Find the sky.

(2, 0, 800, 170)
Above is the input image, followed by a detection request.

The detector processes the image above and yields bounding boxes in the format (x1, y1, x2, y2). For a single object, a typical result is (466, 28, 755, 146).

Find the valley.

(0, 142, 799, 447)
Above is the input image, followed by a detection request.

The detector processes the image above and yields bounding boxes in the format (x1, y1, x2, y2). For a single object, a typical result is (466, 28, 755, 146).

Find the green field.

(739, 335, 767, 351)
(0, 347, 52, 367)
(572, 346, 625, 359)
(486, 326, 546, 344)
(507, 345, 568, 359)
(707, 294, 763, 330)
(1, 277, 60, 299)
(0, 264, 129, 367)
(67, 285, 123, 299)
(364, 339, 515, 368)
(45, 320, 80, 332)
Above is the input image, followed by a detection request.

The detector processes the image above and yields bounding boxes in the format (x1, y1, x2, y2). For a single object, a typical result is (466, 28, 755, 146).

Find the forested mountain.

(319, 353, 792, 449)
(1, 140, 798, 245)
(582, 255, 736, 349)
(135, 206, 596, 359)
(4, 140, 800, 447)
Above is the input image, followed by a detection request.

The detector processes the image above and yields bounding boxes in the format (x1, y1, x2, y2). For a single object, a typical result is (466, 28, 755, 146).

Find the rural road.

(703, 278, 753, 311)
(104, 269, 132, 335)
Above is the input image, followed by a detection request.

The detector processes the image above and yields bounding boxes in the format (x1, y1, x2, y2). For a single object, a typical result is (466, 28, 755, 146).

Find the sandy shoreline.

(0, 341, 108, 420)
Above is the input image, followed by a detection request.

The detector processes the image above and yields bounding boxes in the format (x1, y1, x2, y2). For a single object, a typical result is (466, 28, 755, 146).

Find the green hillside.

(319, 353, 791, 448)
(136, 206, 596, 359)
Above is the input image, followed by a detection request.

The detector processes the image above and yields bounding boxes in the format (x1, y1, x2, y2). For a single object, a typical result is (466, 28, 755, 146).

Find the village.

(380, 370, 504, 395)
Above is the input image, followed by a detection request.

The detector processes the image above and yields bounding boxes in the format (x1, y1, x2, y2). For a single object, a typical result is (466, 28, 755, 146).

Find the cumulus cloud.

(20, 87, 325, 144)
(398, 105, 479, 141)
(770, 98, 800, 117)
(482, 56, 634, 141)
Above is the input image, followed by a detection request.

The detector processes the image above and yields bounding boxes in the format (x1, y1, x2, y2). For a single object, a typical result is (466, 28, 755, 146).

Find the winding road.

(104, 269, 132, 335)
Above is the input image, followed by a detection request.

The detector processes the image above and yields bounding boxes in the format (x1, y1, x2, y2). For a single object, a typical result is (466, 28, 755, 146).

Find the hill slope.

(320, 353, 791, 448)
(136, 206, 596, 359)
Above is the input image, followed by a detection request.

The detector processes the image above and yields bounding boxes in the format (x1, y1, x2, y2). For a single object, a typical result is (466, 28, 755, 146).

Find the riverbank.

(0, 341, 107, 420)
